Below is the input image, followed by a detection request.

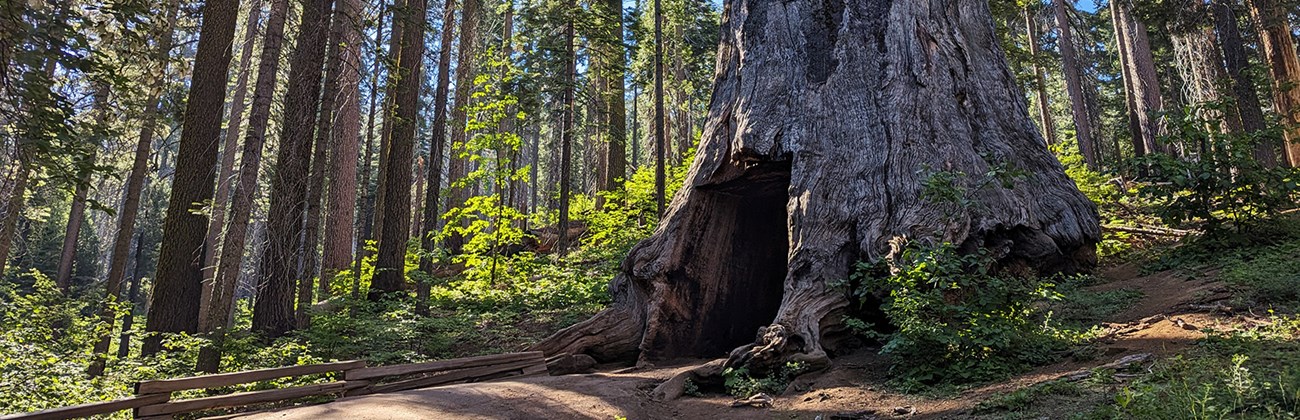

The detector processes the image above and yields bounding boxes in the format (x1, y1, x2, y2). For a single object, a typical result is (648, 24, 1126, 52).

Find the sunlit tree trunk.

(1212, 0, 1276, 166)
(196, 0, 291, 372)
(444, 0, 482, 255)
(418, 0, 456, 315)
(251, 0, 335, 339)
(142, 0, 242, 356)
(201, 0, 264, 318)
(598, 0, 626, 192)
(321, 0, 363, 285)
(1113, 0, 1166, 156)
(200, 0, 263, 326)
(353, 4, 386, 300)
(370, 0, 430, 295)
(1245, 0, 1300, 166)
(652, 0, 665, 216)
(557, 0, 576, 255)
(1053, 0, 1097, 168)
(56, 87, 109, 291)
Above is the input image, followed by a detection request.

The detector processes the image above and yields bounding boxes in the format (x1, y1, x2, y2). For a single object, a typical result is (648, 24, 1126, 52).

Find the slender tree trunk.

(529, 124, 539, 224)
(89, 0, 181, 374)
(1245, 0, 1300, 166)
(1053, 0, 1097, 169)
(1114, 0, 1166, 155)
(306, 0, 362, 305)
(371, 0, 430, 295)
(1110, 0, 1144, 158)
(299, 4, 352, 319)
(557, 3, 575, 255)
(419, 0, 456, 307)
(142, 0, 242, 356)
(444, 0, 481, 255)
(56, 169, 92, 291)
(201, 0, 264, 320)
(252, 0, 335, 339)
(298, 110, 329, 326)
(410, 157, 425, 239)
(116, 230, 146, 359)
(196, 0, 292, 372)
(599, 0, 626, 192)
(1024, 6, 1055, 145)
(371, 0, 406, 253)
(200, 0, 262, 326)
(321, 0, 363, 286)
(534, 0, 1098, 370)
(0, 162, 29, 275)
(672, 24, 690, 161)
(631, 85, 640, 169)
(652, 0, 665, 216)
(57, 88, 109, 291)
(353, 4, 386, 300)
(1212, 0, 1276, 166)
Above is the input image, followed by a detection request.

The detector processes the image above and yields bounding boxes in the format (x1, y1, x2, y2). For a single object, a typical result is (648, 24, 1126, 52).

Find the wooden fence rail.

(0, 352, 548, 420)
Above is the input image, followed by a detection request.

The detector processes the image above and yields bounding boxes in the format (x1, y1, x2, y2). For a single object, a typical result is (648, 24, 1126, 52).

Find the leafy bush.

(847, 242, 1073, 389)
(721, 361, 809, 398)
(0, 272, 332, 416)
(1049, 138, 1175, 260)
(426, 253, 611, 311)
(1131, 105, 1300, 232)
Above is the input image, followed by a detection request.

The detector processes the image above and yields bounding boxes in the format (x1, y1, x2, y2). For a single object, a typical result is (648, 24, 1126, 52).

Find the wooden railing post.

(2, 352, 550, 419)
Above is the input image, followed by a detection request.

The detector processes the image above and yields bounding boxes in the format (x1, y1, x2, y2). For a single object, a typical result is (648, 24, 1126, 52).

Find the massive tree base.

(533, 1, 1099, 369)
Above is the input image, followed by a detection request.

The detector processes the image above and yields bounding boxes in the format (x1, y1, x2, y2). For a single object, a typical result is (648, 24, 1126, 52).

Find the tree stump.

(533, 0, 1099, 370)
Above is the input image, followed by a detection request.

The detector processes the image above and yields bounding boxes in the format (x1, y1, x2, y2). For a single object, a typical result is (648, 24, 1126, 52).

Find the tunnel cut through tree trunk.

(532, 0, 1100, 370)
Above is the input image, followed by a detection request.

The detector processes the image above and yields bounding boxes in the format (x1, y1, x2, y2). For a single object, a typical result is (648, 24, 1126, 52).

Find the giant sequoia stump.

(533, 1, 1100, 368)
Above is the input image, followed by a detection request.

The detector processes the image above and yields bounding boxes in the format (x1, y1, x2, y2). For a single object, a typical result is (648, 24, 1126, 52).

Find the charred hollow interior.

(646, 162, 791, 359)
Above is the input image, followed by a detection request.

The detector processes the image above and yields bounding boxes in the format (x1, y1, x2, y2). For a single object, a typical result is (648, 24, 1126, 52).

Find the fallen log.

(1102, 224, 1192, 236)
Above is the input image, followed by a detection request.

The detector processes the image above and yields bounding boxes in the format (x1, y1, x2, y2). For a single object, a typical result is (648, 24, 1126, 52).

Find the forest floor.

(233, 261, 1256, 419)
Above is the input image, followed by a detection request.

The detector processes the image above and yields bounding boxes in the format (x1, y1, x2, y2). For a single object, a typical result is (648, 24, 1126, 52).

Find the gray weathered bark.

(534, 0, 1099, 369)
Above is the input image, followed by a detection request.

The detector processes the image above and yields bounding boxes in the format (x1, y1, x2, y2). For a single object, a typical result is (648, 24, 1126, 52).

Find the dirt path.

(234, 265, 1232, 420)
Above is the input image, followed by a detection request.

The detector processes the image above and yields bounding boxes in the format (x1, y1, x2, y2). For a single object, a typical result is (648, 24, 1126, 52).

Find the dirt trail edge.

(233, 265, 1233, 419)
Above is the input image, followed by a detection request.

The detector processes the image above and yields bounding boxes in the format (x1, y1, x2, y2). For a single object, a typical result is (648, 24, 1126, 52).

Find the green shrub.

(721, 361, 809, 398)
(1131, 105, 1300, 233)
(847, 242, 1073, 389)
